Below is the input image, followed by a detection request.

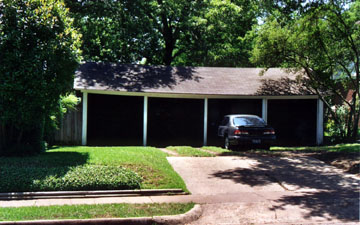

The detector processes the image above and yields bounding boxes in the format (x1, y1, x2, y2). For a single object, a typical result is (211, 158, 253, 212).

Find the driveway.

(167, 155, 360, 224)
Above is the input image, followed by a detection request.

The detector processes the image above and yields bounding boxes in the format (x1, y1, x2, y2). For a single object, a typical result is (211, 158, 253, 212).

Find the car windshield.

(233, 117, 265, 127)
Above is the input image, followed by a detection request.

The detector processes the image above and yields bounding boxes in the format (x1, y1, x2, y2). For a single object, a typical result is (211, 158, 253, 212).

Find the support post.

(143, 96, 148, 146)
(203, 98, 208, 146)
(316, 98, 324, 145)
(262, 98, 268, 123)
(81, 92, 88, 146)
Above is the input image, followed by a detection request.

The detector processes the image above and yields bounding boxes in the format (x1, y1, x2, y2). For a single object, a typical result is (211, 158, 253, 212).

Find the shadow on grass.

(211, 154, 359, 222)
(0, 152, 89, 194)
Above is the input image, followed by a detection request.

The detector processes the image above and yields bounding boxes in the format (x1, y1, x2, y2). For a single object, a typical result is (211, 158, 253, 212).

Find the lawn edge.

(0, 189, 186, 200)
(0, 204, 202, 225)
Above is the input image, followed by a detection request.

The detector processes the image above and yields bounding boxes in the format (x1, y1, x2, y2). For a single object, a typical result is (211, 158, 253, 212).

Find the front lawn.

(166, 146, 214, 157)
(201, 146, 232, 154)
(0, 146, 187, 192)
(0, 203, 195, 221)
(271, 143, 360, 153)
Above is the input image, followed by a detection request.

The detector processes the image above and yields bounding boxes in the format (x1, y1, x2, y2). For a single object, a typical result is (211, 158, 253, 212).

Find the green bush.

(0, 165, 142, 192)
(325, 105, 350, 144)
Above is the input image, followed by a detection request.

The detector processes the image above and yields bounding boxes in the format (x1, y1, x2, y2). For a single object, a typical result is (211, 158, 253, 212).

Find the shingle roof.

(74, 62, 314, 96)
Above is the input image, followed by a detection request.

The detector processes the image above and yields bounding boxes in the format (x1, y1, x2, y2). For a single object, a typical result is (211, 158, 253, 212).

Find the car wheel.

(224, 136, 231, 150)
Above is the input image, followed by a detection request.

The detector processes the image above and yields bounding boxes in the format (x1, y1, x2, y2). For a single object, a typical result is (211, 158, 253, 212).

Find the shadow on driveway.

(211, 155, 359, 222)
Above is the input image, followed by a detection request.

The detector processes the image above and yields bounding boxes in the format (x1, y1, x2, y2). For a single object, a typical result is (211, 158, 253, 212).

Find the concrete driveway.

(167, 155, 360, 225)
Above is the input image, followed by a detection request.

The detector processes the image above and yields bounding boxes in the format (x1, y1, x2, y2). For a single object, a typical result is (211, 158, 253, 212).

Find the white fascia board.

(78, 89, 319, 100)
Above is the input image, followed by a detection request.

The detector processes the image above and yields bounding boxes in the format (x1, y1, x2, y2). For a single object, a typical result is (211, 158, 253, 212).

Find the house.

(59, 62, 324, 146)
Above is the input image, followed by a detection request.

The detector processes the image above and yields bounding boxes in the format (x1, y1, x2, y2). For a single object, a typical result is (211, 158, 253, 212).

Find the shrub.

(0, 165, 142, 192)
(325, 105, 350, 144)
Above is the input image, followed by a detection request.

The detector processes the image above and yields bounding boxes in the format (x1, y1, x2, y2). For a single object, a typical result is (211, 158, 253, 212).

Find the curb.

(153, 204, 202, 225)
(0, 204, 202, 225)
(0, 189, 186, 200)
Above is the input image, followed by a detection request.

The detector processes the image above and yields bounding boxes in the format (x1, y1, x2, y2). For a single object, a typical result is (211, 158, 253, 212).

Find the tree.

(0, 0, 81, 155)
(251, 0, 359, 142)
(173, 0, 259, 67)
(64, 0, 157, 63)
(65, 0, 259, 66)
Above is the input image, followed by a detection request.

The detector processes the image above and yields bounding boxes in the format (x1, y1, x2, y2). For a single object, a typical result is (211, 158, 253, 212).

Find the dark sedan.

(218, 114, 276, 150)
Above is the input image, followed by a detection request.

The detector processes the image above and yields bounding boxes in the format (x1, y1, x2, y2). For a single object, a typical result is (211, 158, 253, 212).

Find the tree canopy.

(0, 0, 81, 155)
(251, 0, 359, 141)
(64, 0, 259, 66)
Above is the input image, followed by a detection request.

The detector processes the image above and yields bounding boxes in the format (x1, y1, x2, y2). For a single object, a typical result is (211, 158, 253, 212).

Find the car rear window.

(233, 117, 265, 127)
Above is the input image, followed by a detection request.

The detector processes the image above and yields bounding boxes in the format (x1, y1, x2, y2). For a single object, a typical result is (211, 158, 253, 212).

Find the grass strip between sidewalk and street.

(166, 146, 214, 157)
(0, 203, 195, 221)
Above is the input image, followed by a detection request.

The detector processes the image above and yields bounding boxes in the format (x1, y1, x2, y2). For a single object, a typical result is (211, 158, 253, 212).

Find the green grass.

(0, 146, 187, 192)
(201, 146, 232, 154)
(0, 203, 195, 221)
(271, 143, 360, 153)
(166, 146, 214, 157)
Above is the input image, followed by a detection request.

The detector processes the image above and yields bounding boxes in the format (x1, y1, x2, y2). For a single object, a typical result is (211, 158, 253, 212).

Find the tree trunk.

(163, 43, 174, 66)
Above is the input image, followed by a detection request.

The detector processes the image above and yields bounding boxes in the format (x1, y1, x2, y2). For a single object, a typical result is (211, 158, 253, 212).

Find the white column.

(316, 98, 324, 145)
(81, 92, 88, 146)
(143, 96, 148, 146)
(262, 98, 268, 123)
(203, 98, 208, 146)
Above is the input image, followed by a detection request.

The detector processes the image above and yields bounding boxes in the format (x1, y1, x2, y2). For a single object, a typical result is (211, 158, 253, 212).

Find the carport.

(74, 63, 324, 147)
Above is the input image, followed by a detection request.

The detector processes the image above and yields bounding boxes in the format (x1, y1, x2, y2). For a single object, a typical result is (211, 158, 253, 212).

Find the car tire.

(224, 136, 232, 150)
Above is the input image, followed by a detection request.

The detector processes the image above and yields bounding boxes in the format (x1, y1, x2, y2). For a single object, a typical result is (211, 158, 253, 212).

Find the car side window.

(221, 117, 229, 126)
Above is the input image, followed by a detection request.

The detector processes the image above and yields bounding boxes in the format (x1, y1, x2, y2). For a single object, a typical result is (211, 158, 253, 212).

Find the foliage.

(0, 146, 187, 192)
(0, 203, 195, 221)
(64, 0, 259, 66)
(44, 93, 80, 147)
(0, 0, 81, 155)
(166, 146, 214, 157)
(251, 0, 360, 142)
(173, 0, 259, 67)
(325, 105, 351, 143)
(0, 165, 141, 192)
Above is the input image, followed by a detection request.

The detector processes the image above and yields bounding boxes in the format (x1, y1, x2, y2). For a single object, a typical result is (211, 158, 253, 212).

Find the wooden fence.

(54, 106, 82, 145)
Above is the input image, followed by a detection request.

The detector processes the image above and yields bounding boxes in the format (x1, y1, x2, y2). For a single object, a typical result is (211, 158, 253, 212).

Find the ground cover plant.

(0, 146, 187, 192)
(0, 203, 195, 221)
(166, 146, 214, 157)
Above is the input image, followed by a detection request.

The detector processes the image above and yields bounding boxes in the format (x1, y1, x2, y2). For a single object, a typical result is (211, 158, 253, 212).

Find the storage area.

(207, 99, 262, 146)
(147, 98, 204, 147)
(268, 99, 317, 146)
(87, 94, 143, 146)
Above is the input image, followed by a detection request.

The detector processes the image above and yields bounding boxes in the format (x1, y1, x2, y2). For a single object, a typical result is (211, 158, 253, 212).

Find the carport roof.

(74, 62, 314, 96)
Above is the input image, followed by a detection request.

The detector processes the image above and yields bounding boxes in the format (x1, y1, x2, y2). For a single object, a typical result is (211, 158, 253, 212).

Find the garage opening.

(207, 99, 262, 146)
(268, 99, 317, 146)
(148, 98, 203, 147)
(87, 94, 143, 146)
